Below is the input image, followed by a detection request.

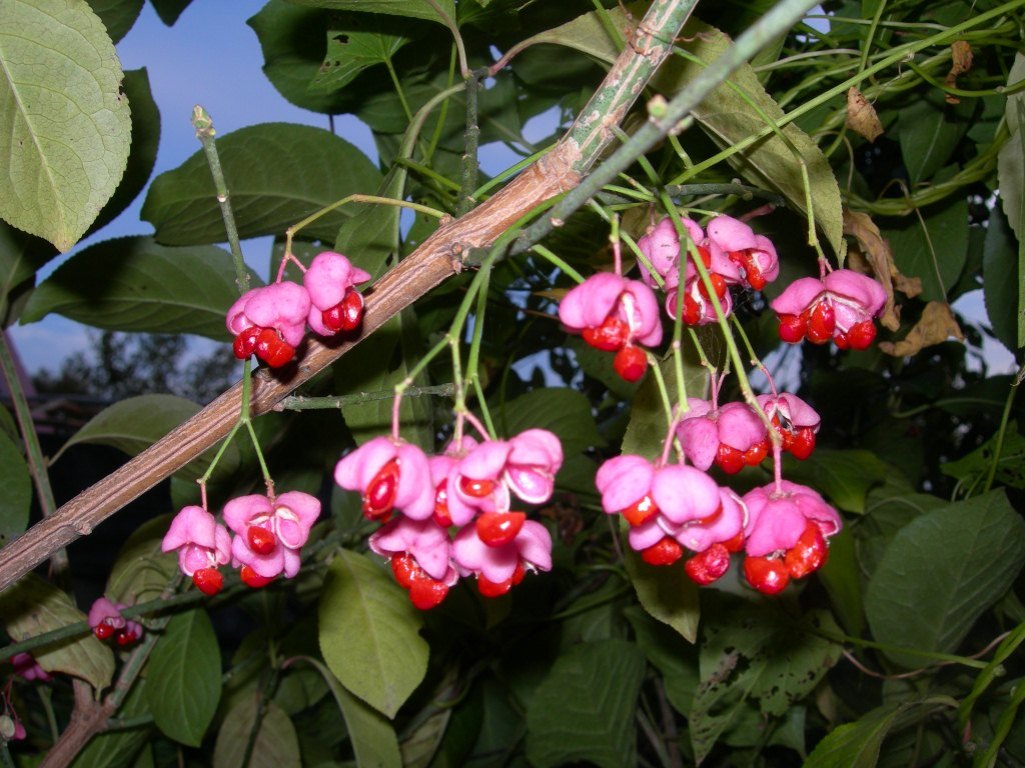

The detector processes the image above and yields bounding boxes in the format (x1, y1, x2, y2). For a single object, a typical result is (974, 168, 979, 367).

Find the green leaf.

(897, 91, 972, 184)
(148, 0, 192, 26)
(817, 528, 864, 636)
(0, 221, 56, 326)
(333, 164, 406, 281)
(213, 698, 301, 768)
(0, 573, 115, 691)
(865, 490, 1025, 668)
(690, 595, 842, 764)
(782, 449, 888, 514)
(86, 0, 144, 43)
(525, 639, 646, 768)
(142, 123, 382, 245)
(883, 192, 968, 303)
(20, 236, 254, 339)
(624, 543, 700, 644)
(941, 423, 1025, 492)
(318, 549, 429, 718)
(501, 387, 603, 457)
(292, 657, 402, 768)
(145, 610, 222, 747)
(285, 0, 456, 26)
(0, 429, 31, 548)
(53, 394, 240, 481)
(998, 53, 1025, 243)
(624, 606, 700, 717)
(0, 0, 131, 251)
(87, 69, 161, 236)
(983, 206, 1022, 353)
(310, 16, 414, 94)
(106, 514, 177, 605)
(622, 354, 707, 460)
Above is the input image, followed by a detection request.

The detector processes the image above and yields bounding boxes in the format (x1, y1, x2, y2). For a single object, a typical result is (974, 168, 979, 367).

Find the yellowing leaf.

(878, 301, 964, 357)
(846, 87, 884, 142)
(843, 209, 922, 331)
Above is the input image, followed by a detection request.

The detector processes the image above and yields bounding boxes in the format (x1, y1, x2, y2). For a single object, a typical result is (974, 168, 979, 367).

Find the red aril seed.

(684, 543, 731, 585)
(255, 328, 294, 367)
(581, 316, 629, 352)
(240, 565, 274, 589)
(193, 567, 224, 596)
(789, 427, 816, 460)
(682, 295, 702, 325)
(477, 574, 514, 598)
(459, 476, 496, 498)
(743, 440, 769, 466)
(641, 537, 683, 567)
(847, 319, 876, 350)
(364, 459, 400, 520)
(433, 481, 452, 527)
(698, 273, 728, 301)
(115, 629, 136, 647)
(785, 521, 828, 579)
(247, 526, 277, 555)
(805, 302, 835, 344)
(716, 444, 745, 474)
(738, 252, 767, 291)
(391, 553, 420, 589)
(409, 578, 449, 609)
(777, 313, 806, 343)
(621, 494, 658, 527)
(233, 326, 262, 359)
(613, 345, 647, 382)
(512, 563, 526, 586)
(743, 556, 790, 595)
(720, 531, 746, 553)
(476, 511, 526, 547)
(833, 331, 850, 350)
(93, 622, 114, 641)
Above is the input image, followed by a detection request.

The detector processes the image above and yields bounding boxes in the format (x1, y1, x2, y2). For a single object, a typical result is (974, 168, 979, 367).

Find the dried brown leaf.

(846, 87, 884, 142)
(878, 301, 964, 357)
(945, 41, 973, 104)
(843, 210, 922, 330)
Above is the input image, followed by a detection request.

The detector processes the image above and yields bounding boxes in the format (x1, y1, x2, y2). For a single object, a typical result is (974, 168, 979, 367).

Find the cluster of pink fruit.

(334, 428, 562, 609)
(560, 213, 885, 593)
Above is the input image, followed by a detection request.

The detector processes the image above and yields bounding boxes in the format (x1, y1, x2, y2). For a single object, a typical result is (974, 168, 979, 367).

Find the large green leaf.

(310, 14, 414, 94)
(0, 573, 115, 692)
(145, 610, 222, 747)
(212, 698, 301, 768)
(898, 91, 973, 185)
(624, 606, 700, 717)
(883, 192, 968, 303)
(86, 0, 144, 43)
(333, 163, 406, 281)
(142, 123, 382, 245)
(318, 549, 429, 718)
(21, 236, 254, 338)
(865, 490, 1025, 668)
(0, 429, 31, 548)
(983, 206, 1022, 353)
(624, 543, 700, 643)
(941, 423, 1025, 493)
(53, 394, 241, 480)
(286, 0, 456, 26)
(782, 449, 888, 514)
(525, 639, 646, 768)
(106, 514, 177, 605)
(501, 387, 603, 457)
(689, 595, 842, 764)
(998, 53, 1025, 243)
(0, 0, 131, 252)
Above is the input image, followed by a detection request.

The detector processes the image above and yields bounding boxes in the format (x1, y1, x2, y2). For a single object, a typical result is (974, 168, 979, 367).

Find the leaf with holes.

(318, 549, 428, 717)
(310, 17, 414, 94)
(145, 610, 222, 746)
(525, 639, 646, 768)
(0, 0, 131, 251)
(0, 573, 115, 692)
(285, 0, 455, 26)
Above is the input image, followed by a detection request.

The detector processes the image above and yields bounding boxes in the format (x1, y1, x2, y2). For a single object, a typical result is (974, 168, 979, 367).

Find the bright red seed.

(682, 294, 702, 325)
(805, 302, 835, 344)
(847, 319, 876, 350)
(716, 444, 745, 474)
(247, 525, 277, 555)
(233, 326, 262, 359)
(789, 427, 816, 460)
(433, 480, 452, 527)
(785, 521, 828, 579)
(777, 313, 806, 344)
(641, 537, 683, 567)
(115, 629, 137, 647)
(193, 567, 224, 596)
(364, 458, 400, 520)
(255, 328, 295, 367)
(240, 565, 274, 589)
(698, 273, 728, 301)
(477, 574, 514, 598)
(684, 543, 731, 585)
(743, 556, 790, 595)
(621, 494, 658, 527)
(743, 440, 769, 466)
(613, 345, 647, 382)
(476, 511, 526, 547)
(459, 476, 496, 499)
(581, 316, 630, 352)
(409, 578, 449, 609)
(93, 622, 114, 641)
(391, 553, 421, 589)
(736, 252, 767, 291)
(323, 290, 365, 333)
(720, 530, 746, 553)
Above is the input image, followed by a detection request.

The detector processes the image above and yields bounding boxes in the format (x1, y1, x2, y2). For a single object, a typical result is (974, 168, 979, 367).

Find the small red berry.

(322, 289, 365, 333)
(115, 629, 137, 647)
(743, 440, 769, 466)
(240, 565, 274, 589)
(581, 317, 629, 352)
(433, 480, 452, 527)
(364, 458, 400, 520)
(477, 574, 514, 598)
(734, 251, 767, 291)
(391, 553, 420, 589)
(777, 313, 806, 344)
(743, 556, 790, 595)
(93, 622, 114, 641)
(784, 521, 828, 579)
(715, 444, 745, 474)
(805, 302, 835, 344)
(233, 326, 262, 359)
(247, 526, 277, 555)
(193, 567, 224, 596)
(698, 273, 728, 301)
(409, 578, 449, 609)
(613, 345, 647, 382)
(621, 494, 658, 527)
(788, 427, 816, 460)
(720, 530, 746, 553)
(684, 543, 731, 585)
(476, 511, 526, 547)
(255, 328, 295, 367)
(846, 319, 876, 350)
(459, 476, 496, 498)
(641, 537, 683, 567)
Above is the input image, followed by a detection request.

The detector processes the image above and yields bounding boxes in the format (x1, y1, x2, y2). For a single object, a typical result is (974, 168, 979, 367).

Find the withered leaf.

(846, 87, 884, 142)
(945, 41, 973, 104)
(878, 301, 964, 357)
(843, 210, 922, 331)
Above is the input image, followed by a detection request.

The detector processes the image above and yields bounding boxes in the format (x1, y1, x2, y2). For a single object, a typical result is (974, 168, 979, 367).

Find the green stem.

(192, 106, 248, 295)
(530, 245, 585, 284)
(0, 331, 64, 576)
(982, 381, 1018, 494)
(276, 385, 457, 411)
(458, 69, 485, 215)
(384, 58, 414, 123)
(959, 622, 1025, 729)
(818, 628, 990, 669)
